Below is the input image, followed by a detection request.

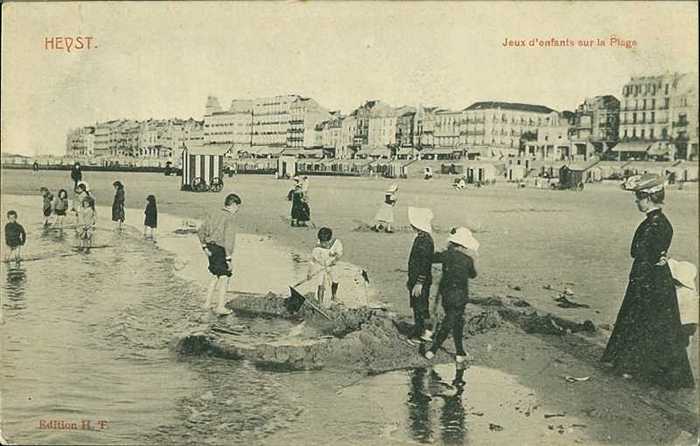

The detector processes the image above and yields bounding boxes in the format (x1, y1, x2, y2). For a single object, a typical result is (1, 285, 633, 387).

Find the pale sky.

(1, 1, 697, 156)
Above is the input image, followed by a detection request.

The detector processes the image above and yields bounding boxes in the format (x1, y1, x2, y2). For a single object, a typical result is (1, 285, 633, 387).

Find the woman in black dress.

(290, 184, 310, 227)
(602, 174, 694, 389)
(111, 181, 126, 230)
(71, 162, 82, 191)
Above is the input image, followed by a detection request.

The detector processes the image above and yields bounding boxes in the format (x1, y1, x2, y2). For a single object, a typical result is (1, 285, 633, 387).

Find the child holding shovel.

(424, 227, 479, 366)
(308, 227, 344, 308)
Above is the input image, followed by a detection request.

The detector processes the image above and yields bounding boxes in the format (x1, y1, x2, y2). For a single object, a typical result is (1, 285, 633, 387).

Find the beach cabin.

(181, 144, 230, 191)
(507, 165, 526, 182)
(465, 163, 498, 184)
(277, 155, 297, 179)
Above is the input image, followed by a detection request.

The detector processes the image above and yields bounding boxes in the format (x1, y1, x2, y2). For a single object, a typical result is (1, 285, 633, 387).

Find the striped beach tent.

(181, 143, 232, 191)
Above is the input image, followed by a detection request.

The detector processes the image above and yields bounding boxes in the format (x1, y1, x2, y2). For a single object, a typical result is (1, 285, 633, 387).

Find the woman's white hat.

(668, 259, 697, 291)
(448, 227, 480, 252)
(408, 207, 433, 233)
(386, 183, 399, 193)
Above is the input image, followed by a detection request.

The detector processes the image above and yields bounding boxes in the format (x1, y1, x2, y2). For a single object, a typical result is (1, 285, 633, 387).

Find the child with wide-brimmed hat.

(372, 184, 398, 233)
(424, 226, 479, 366)
(407, 207, 435, 340)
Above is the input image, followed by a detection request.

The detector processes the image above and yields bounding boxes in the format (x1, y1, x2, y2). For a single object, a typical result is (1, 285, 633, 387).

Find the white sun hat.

(386, 183, 399, 193)
(408, 207, 433, 233)
(448, 227, 480, 252)
(668, 259, 697, 291)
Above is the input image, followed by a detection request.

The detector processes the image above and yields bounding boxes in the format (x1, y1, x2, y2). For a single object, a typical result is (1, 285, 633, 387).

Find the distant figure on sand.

(32, 161, 39, 173)
(407, 207, 435, 341)
(70, 162, 83, 191)
(53, 189, 69, 230)
(424, 227, 479, 366)
(308, 227, 344, 307)
(77, 196, 96, 253)
(4, 210, 26, 264)
(372, 184, 398, 233)
(198, 193, 241, 315)
(144, 195, 158, 241)
(112, 181, 126, 231)
(290, 184, 310, 227)
(602, 174, 694, 389)
(39, 187, 54, 227)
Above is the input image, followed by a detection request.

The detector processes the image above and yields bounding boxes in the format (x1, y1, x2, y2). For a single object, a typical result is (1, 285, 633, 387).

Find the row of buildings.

(65, 71, 699, 163)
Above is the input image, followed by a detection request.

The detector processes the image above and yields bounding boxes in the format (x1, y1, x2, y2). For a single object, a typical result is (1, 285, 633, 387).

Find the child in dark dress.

(144, 195, 157, 241)
(407, 207, 435, 341)
(424, 227, 479, 366)
(4, 210, 26, 264)
(40, 187, 54, 226)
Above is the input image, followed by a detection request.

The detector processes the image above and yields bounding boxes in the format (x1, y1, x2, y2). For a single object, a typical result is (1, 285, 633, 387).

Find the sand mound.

(172, 293, 502, 373)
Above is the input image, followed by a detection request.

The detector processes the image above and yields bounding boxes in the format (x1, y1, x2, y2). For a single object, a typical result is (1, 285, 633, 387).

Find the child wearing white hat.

(372, 184, 399, 233)
(407, 207, 435, 340)
(424, 227, 479, 365)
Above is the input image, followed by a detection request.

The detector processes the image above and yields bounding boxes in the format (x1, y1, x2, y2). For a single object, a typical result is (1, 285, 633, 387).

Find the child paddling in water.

(4, 210, 26, 264)
(53, 189, 69, 230)
(308, 227, 344, 307)
(77, 196, 96, 253)
(39, 187, 54, 227)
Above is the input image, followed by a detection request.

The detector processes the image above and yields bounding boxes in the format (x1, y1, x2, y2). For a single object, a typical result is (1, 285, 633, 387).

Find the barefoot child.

(77, 196, 96, 253)
(144, 195, 158, 241)
(424, 227, 479, 366)
(308, 227, 344, 307)
(4, 211, 26, 264)
(40, 187, 54, 226)
(53, 189, 69, 230)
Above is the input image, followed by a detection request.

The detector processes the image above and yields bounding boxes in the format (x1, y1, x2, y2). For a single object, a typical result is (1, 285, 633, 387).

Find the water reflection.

(3, 266, 27, 311)
(408, 368, 433, 442)
(407, 366, 467, 444)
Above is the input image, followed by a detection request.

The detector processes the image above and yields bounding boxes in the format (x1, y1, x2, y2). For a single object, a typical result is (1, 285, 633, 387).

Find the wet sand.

(2, 169, 698, 444)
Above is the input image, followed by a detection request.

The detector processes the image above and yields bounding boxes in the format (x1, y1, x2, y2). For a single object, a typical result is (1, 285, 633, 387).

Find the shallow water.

(0, 208, 301, 445)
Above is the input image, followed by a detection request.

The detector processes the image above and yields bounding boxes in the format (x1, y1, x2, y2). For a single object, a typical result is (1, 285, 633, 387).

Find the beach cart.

(181, 145, 228, 192)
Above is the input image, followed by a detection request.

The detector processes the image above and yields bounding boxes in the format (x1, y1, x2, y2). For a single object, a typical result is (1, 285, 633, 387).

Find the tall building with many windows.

(617, 72, 698, 159)
(66, 127, 95, 157)
(252, 95, 300, 146)
(463, 102, 558, 158)
(288, 98, 331, 148)
(203, 98, 253, 145)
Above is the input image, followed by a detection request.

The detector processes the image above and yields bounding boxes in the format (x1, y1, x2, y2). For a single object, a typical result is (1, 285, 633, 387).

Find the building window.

(632, 128, 636, 138)
(633, 112, 637, 124)
(650, 128, 654, 139)
(665, 84, 669, 95)
(651, 112, 655, 123)
(662, 127, 668, 138)
(641, 129, 645, 139)
(651, 98, 656, 109)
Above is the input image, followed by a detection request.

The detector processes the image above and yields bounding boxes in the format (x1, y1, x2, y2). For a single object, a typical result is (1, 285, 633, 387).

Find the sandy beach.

(1, 169, 699, 444)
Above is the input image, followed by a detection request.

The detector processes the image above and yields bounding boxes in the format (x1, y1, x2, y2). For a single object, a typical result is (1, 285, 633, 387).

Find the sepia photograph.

(1, 1, 698, 445)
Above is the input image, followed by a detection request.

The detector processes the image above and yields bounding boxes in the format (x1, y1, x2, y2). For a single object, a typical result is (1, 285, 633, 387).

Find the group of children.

(303, 201, 480, 366)
(405, 206, 480, 366)
(4, 181, 160, 262)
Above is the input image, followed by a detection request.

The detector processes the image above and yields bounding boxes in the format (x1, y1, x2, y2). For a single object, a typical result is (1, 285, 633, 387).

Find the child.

(76, 196, 96, 253)
(39, 187, 54, 226)
(4, 210, 26, 264)
(53, 189, 69, 230)
(669, 259, 698, 365)
(112, 181, 126, 231)
(407, 207, 435, 341)
(308, 227, 344, 307)
(144, 195, 158, 241)
(424, 227, 479, 366)
(372, 184, 398, 233)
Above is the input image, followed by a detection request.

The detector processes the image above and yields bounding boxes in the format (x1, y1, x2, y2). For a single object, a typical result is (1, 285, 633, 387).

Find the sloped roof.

(184, 143, 233, 156)
(464, 101, 555, 114)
